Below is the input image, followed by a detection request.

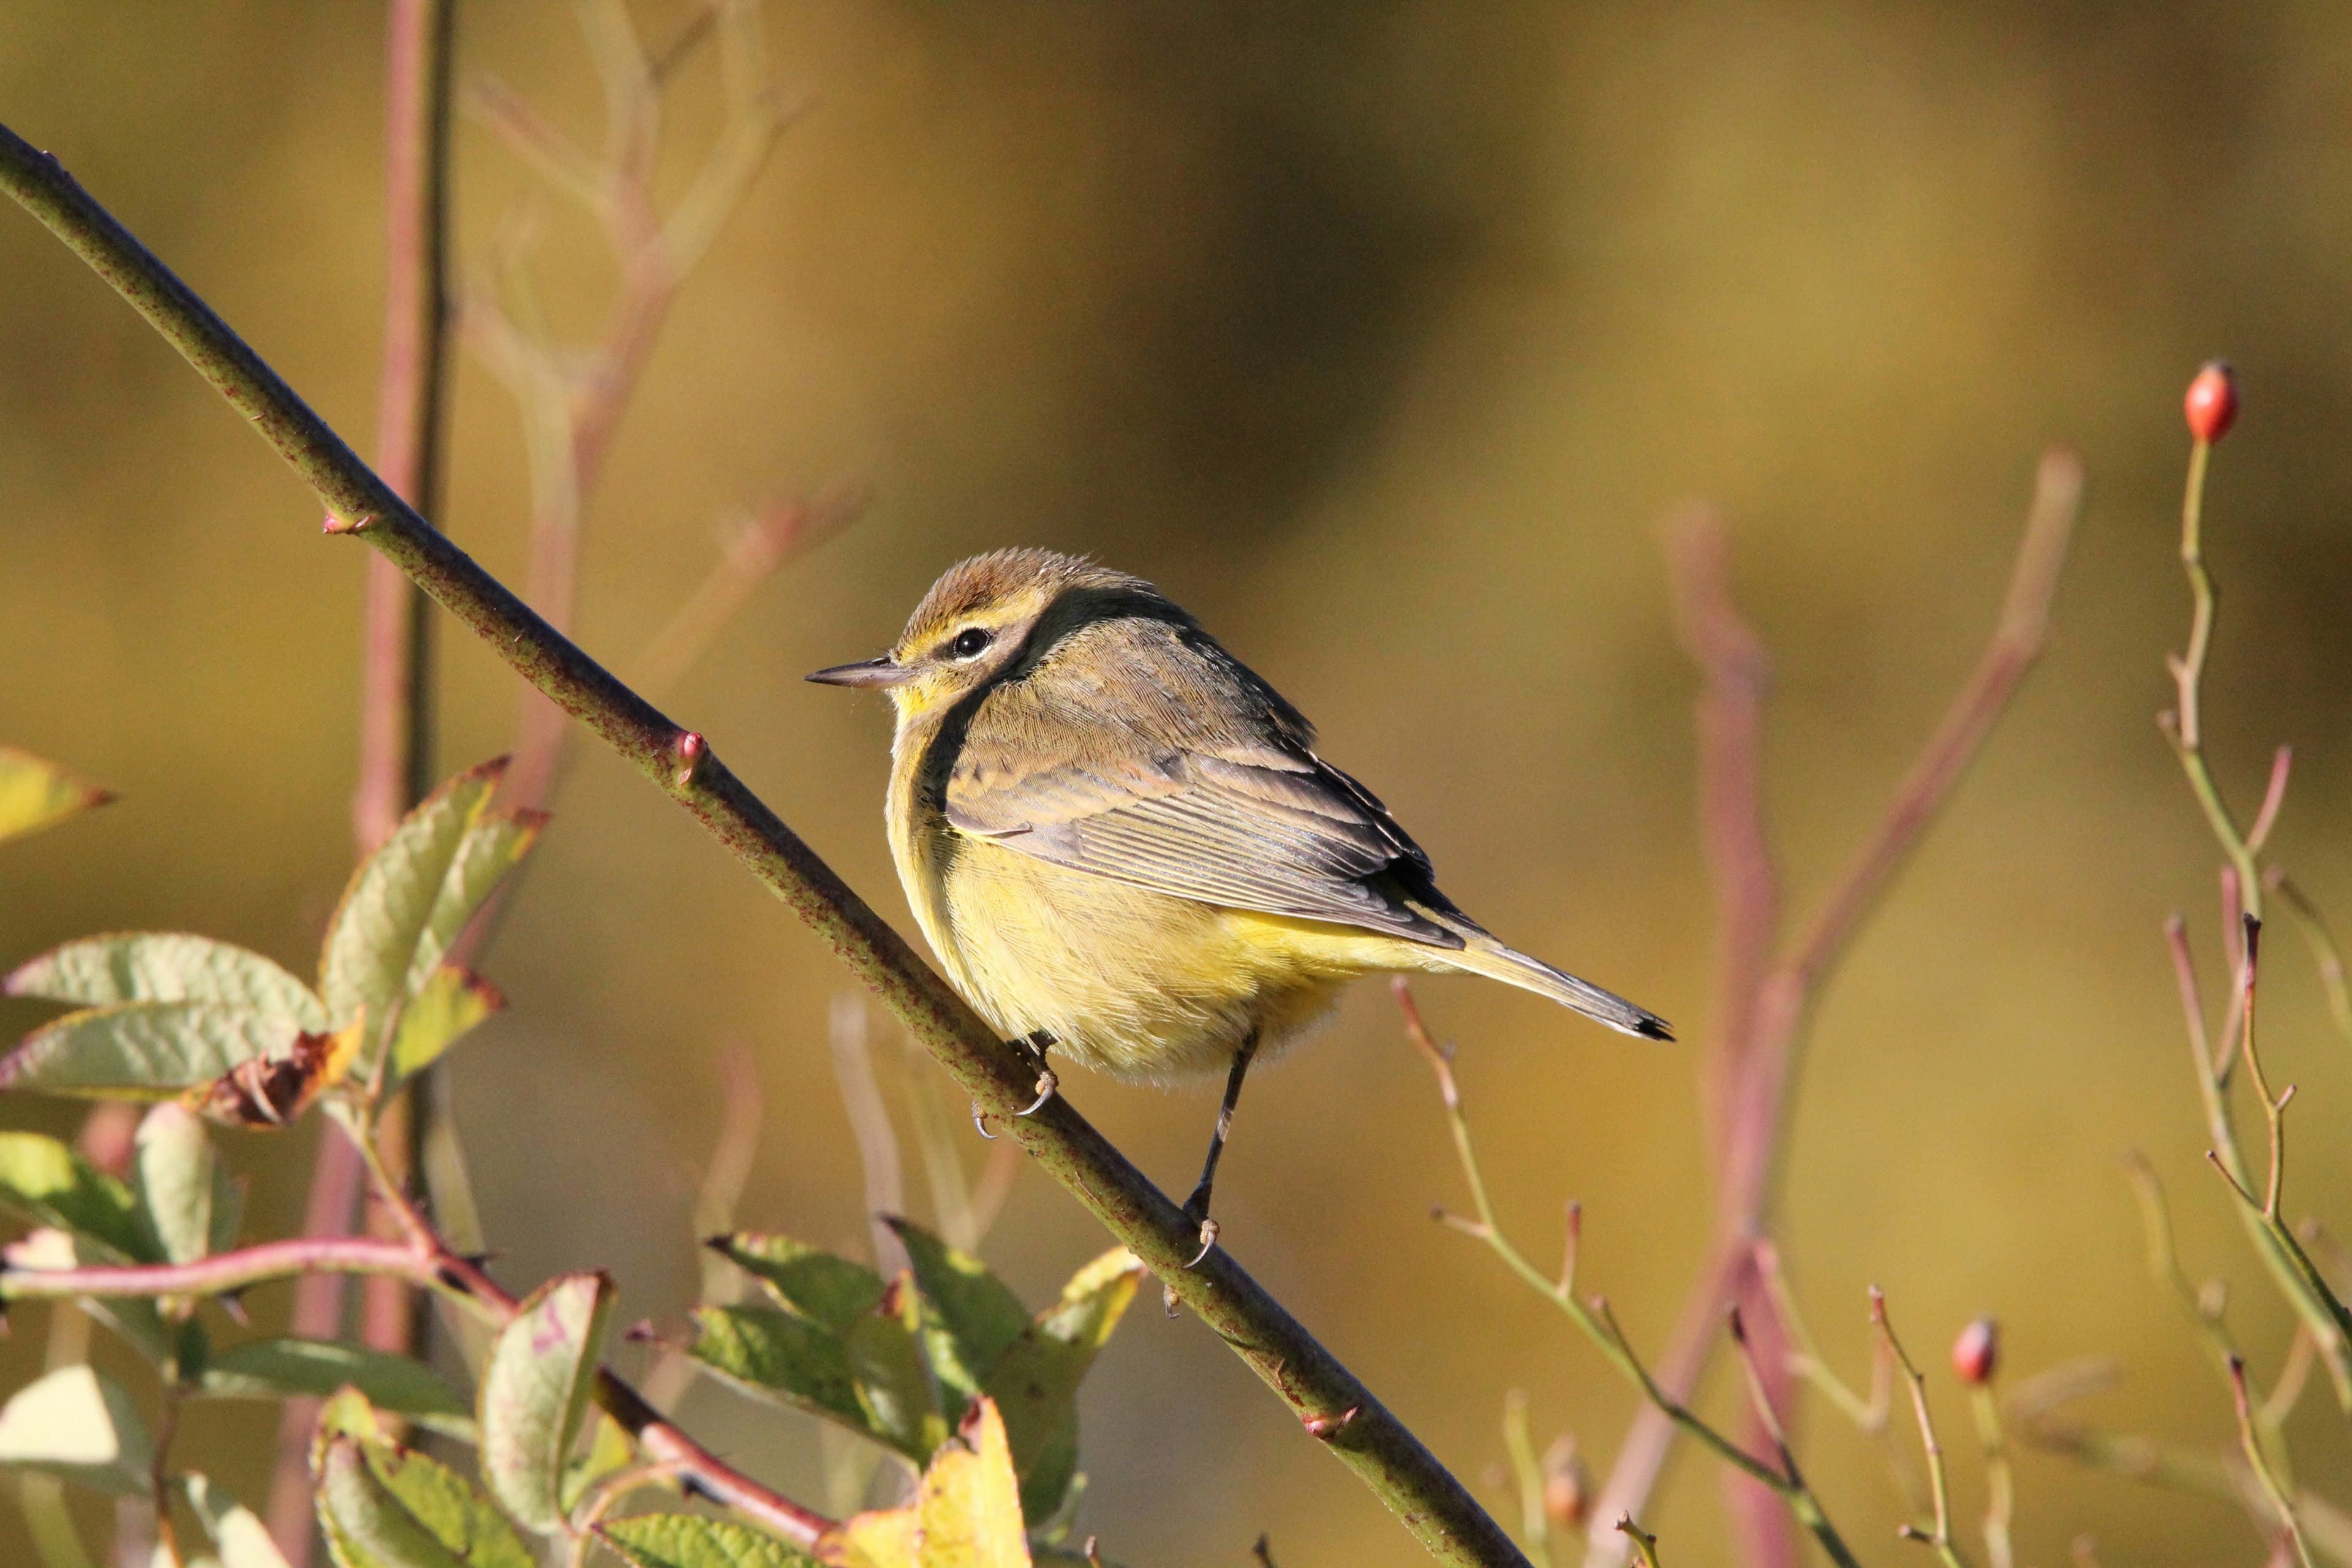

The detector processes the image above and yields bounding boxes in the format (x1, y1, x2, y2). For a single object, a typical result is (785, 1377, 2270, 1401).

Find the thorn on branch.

(1303, 1405, 1360, 1441)
(674, 729, 706, 786)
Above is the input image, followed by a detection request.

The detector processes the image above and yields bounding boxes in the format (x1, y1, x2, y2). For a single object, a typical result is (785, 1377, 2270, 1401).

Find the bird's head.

(807, 548, 1183, 723)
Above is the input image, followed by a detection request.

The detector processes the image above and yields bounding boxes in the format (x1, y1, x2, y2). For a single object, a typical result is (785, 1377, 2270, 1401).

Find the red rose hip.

(2185, 361, 2238, 445)
(1951, 1317, 1999, 1385)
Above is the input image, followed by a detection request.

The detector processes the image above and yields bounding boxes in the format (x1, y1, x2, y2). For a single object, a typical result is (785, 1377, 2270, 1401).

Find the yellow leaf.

(0, 748, 112, 847)
(820, 1396, 1030, 1568)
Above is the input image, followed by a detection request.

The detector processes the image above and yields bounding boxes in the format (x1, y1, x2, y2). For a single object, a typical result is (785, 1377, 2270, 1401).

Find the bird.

(809, 548, 1668, 1262)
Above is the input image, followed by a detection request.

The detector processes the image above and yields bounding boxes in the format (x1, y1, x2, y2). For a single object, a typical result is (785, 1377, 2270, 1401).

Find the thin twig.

(1615, 1518, 1662, 1568)
(2162, 434, 2262, 919)
(2231, 918, 2288, 1219)
(641, 1042, 764, 1413)
(1966, 1385, 2015, 1568)
(1501, 1390, 1551, 1565)
(1754, 1241, 1885, 1431)
(2266, 870, 2352, 1045)
(1872, 1290, 1970, 1568)
(0, 123, 1529, 1568)
(2162, 911, 2352, 1405)
(1725, 1309, 1798, 1478)
(2261, 1328, 2319, 1432)
(2247, 746, 2293, 855)
(2124, 1152, 2244, 1378)
(633, 489, 865, 701)
(2230, 1355, 2315, 1568)
(828, 993, 910, 1278)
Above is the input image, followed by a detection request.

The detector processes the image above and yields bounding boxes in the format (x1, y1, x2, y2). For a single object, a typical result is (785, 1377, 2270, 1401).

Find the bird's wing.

(938, 622, 1463, 947)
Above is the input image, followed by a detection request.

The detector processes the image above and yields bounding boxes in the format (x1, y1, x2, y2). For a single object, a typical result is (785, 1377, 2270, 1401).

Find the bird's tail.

(1427, 920, 1673, 1041)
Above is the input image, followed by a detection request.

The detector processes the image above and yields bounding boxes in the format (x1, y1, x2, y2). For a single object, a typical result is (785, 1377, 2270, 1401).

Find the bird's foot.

(1180, 1183, 1219, 1268)
(1164, 1193, 1221, 1315)
(971, 1100, 997, 1140)
(1017, 1066, 1058, 1117)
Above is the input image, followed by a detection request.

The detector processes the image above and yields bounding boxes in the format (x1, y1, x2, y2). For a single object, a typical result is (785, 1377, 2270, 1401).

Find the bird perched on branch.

(810, 549, 1667, 1262)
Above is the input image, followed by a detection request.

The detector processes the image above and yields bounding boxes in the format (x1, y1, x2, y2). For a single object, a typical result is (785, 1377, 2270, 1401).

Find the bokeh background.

(6, 2, 2352, 1563)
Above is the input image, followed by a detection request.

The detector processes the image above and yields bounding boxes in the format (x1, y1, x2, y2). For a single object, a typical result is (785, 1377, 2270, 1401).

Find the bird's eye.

(949, 627, 993, 660)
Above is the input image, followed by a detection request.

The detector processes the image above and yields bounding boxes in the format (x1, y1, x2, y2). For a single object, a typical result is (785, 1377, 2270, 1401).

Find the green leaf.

(132, 1103, 237, 1264)
(0, 748, 112, 846)
(0, 1365, 152, 1495)
(845, 1278, 947, 1462)
(404, 817, 539, 1000)
(363, 1446, 534, 1568)
(385, 967, 502, 1090)
(199, 1338, 473, 1441)
(311, 1391, 533, 1568)
(183, 1472, 293, 1568)
(315, 1436, 467, 1568)
(712, 1232, 886, 1332)
(0, 1001, 300, 1100)
(885, 1217, 1027, 1406)
(687, 1305, 869, 1435)
(319, 758, 540, 1063)
(478, 1271, 612, 1534)
(600, 1515, 820, 1568)
(6, 934, 325, 1030)
(981, 1248, 1144, 1520)
(0, 1130, 152, 1260)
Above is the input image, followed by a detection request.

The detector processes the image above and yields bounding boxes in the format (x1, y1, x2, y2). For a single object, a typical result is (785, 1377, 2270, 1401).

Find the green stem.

(2158, 424, 2352, 1404)
(0, 123, 1523, 1568)
(1874, 1292, 1972, 1568)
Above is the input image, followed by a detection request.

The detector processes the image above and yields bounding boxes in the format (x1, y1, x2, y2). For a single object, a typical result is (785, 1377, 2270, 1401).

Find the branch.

(0, 124, 1526, 1568)
(1872, 1290, 1971, 1568)
(2230, 1355, 2315, 1568)
(1588, 451, 2082, 1562)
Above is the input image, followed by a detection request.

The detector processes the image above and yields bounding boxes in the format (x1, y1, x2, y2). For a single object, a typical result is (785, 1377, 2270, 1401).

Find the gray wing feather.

(940, 622, 1461, 946)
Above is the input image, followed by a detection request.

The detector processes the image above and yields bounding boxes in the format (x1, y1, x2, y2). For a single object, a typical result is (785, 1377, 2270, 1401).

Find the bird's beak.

(805, 655, 911, 688)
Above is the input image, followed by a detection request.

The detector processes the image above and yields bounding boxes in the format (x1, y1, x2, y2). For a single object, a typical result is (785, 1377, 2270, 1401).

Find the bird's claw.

(1183, 1217, 1219, 1268)
(971, 1100, 997, 1140)
(1017, 1068, 1058, 1117)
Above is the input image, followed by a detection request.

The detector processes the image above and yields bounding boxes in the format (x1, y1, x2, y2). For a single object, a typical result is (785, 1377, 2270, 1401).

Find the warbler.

(810, 549, 1667, 1258)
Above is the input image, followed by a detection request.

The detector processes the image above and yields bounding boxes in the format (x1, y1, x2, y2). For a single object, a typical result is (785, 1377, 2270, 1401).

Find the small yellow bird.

(811, 549, 1667, 1258)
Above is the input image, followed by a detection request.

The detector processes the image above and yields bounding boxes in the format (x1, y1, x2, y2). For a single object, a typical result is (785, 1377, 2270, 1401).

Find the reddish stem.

(272, 4, 460, 1558)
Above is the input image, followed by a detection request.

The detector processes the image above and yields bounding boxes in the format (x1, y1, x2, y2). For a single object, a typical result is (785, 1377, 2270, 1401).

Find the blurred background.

(6, 2, 2352, 1562)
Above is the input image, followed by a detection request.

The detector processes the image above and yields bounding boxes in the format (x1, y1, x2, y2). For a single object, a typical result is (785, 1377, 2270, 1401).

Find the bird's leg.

(1016, 1031, 1058, 1116)
(1181, 1028, 1260, 1268)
